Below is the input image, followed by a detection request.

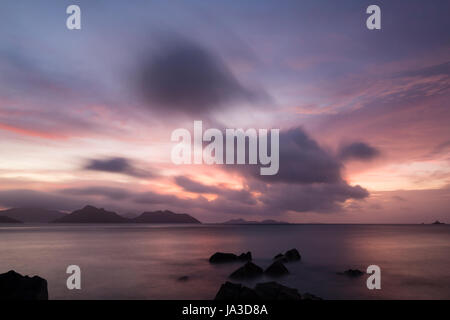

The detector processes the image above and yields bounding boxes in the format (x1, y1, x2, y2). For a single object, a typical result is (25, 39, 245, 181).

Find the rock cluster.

(0, 270, 48, 300)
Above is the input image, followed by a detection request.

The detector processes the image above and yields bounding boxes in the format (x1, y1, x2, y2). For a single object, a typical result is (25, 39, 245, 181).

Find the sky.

(0, 0, 449, 223)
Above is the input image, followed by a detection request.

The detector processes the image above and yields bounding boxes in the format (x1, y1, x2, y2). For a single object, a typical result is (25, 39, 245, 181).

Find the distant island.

(53, 205, 201, 224)
(221, 218, 290, 225)
(0, 216, 23, 223)
(53, 206, 128, 223)
(132, 210, 200, 224)
(431, 220, 445, 225)
(0, 208, 66, 223)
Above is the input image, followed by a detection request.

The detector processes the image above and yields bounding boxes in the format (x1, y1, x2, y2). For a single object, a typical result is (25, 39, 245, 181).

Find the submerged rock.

(264, 261, 289, 277)
(209, 251, 252, 263)
(273, 248, 301, 262)
(229, 262, 263, 279)
(177, 276, 189, 282)
(0, 270, 48, 300)
(215, 281, 316, 300)
(341, 269, 365, 277)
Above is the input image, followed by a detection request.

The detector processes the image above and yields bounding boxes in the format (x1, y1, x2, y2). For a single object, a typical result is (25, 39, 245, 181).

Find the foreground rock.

(214, 282, 260, 300)
(273, 248, 301, 262)
(340, 269, 365, 277)
(209, 251, 252, 263)
(264, 261, 289, 277)
(0, 270, 48, 300)
(215, 281, 322, 300)
(229, 262, 263, 279)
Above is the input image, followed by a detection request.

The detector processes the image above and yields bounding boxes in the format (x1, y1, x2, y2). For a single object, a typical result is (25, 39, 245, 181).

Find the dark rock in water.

(229, 262, 263, 279)
(214, 281, 321, 301)
(177, 276, 189, 282)
(0, 270, 48, 300)
(264, 261, 289, 277)
(254, 282, 301, 300)
(238, 252, 252, 261)
(285, 249, 301, 261)
(273, 248, 301, 262)
(302, 292, 323, 300)
(209, 251, 252, 263)
(215, 282, 259, 300)
(274, 253, 284, 260)
(341, 269, 365, 277)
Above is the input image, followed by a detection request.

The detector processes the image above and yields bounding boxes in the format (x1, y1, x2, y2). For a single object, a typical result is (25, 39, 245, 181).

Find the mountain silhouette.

(53, 205, 128, 223)
(131, 210, 201, 224)
(0, 216, 22, 223)
(52, 205, 201, 224)
(0, 208, 66, 223)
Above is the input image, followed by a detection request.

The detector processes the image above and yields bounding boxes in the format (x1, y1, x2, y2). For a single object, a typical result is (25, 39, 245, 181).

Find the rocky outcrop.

(209, 251, 252, 263)
(214, 282, 260, 300)
(264, 261, 289, 277)
(273, 248, 301, 262)
(0, 270, 48, 300)
(229, 262, 263, 279)
(215, 281, 321, 300)
(254, 282, 301, 300)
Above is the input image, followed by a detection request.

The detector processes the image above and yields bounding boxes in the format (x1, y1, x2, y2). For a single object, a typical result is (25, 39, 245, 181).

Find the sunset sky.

(0, 0, 449, 223)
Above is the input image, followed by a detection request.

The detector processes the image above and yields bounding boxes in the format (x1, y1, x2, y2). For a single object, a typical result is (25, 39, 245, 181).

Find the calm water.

(0, 224, 449, 300)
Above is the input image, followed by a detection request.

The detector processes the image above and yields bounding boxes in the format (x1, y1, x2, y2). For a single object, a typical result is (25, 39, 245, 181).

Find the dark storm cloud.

(83, 157, 153, 178)
(259, 182, 369, 213)
(138, 38, 256, 115)
(238, 127, 342, 184)
(175, 176, 220, 194)
(223, 127, 370, 213)
(338, 142, 380, 161)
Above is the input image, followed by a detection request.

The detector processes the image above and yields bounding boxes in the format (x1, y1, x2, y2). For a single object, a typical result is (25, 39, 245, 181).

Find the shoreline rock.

(215, 281, 322, 300)
(0, 270, 48, 300)
(273, 248, 301, 262)
(264, 261, 289, 277)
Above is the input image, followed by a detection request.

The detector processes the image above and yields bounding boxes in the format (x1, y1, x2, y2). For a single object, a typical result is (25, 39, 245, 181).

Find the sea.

(0, 224, 449, 300)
